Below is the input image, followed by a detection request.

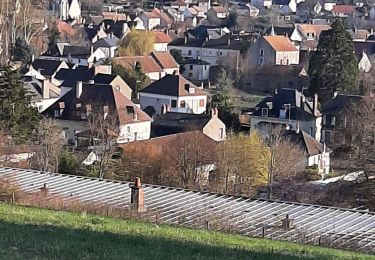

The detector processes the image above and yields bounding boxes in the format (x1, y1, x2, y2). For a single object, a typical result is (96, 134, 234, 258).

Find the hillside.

(0, 203, 373, 260)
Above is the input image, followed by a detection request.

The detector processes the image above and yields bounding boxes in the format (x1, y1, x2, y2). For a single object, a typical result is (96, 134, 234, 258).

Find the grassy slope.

(0, 203, 373, 260)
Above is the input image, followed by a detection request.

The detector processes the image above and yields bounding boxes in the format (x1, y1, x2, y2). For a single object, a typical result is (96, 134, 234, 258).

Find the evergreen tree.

(0, 66, 40, 142)
(48, 25, 61, 50)
(308, 20, 358, 102)
(12, 37, 32, 64)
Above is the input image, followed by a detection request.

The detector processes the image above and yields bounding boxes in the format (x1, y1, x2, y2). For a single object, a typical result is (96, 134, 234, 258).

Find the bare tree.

(31, 118, 64, 173)
(336, 97, 375, 178)
(167, 131, 216, 189)
(263, 126, 306, 199)
(86, 105, 120, 179)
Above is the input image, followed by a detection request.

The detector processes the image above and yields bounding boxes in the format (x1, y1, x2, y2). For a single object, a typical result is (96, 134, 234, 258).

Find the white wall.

(140, 93, 207, 115)
(153, 43, 169, 52)
(118, 121, 151, 143)
(275, 51, 299, 65)
(183, 64, 210, 81)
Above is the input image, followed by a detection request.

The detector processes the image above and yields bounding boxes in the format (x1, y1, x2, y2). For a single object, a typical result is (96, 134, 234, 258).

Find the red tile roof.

(113, 56, 163, 73)
(211, 6, 229, 13)
(151, 51, 179, 69)
(112, 88, 151, 125)
(297, 24, 331, 36)
(56, 20, 76, 36)
(154, 31, 172, 43)
(332, 5, 355, 14)
(263, 35, 298, 52)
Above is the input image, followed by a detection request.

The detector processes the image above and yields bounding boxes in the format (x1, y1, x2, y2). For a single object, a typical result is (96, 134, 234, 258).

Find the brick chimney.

(130, 177, 146, 212)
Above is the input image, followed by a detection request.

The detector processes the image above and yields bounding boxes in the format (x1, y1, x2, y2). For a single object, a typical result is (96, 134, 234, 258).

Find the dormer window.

(76, 103, 82, 110)
(261, 108, 268, 117)
(54, 110, 59, 117)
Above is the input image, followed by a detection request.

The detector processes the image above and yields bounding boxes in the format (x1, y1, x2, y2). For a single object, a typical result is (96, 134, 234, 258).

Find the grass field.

(0, 203, 373, 260)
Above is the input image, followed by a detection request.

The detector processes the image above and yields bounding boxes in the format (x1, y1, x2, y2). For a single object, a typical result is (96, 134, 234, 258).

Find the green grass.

(0, 203, 373, 260)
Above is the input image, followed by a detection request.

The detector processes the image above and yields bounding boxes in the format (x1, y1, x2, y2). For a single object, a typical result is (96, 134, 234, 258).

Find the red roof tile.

(263, 35, 298, 52)
(113, 56, 163, 73)
(332, 5, 355, 13)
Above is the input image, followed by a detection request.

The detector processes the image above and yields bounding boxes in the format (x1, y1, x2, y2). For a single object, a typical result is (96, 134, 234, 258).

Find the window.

(76, 103, 82, 109)
(171, 100, 177, 108)
(261, 108, 268, 117)
(188, 73, 193, 78)
(80, 112, 87, 120)
(54, 110, 59, 117)
(286, 59, 289, 65)
(258, 57, 264, 65)
(188, 50, 192, 56)
(189, 65, 193, 70)
(127, 126, 130, 132)
(180, 100, 186, 108)
(220, 128, 224, 139)
(199, 99, 205, 107)
(260, 49, 264, 57)
(310, 127, 314, 136)
(134, 132, 138, 141)
(219, 51, 223, 56)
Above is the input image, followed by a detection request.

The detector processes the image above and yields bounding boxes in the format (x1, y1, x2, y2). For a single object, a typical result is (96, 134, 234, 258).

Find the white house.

(59, 0, 81, 21)
(113, 91, 152, 144)
(140, 74, 207, 116)
(182, 59, 210, 81)
(140, 10, 161, 31)
(358, 51, 372, 73)
(153, 31, 172, 52)
(247, 88, 322, 141)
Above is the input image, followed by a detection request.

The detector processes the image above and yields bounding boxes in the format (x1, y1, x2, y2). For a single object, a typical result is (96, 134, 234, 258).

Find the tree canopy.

(12, 37, 33, 64)
(0, 66, 40, 142)
(47, 24, 60, 51)
(308, 20, 358, 101)
(119, 29, 155, 56)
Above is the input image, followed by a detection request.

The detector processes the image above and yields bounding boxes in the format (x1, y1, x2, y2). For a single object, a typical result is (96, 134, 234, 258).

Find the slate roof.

(93, 73, 117, 85)
(153, 112, 211, 136)
(321, 94, 363, 115)
(284, 130, 329, 156)
(181, 59, 210, 65)
(60, 65, 95, 88)
(62, 45, 91, 58)
(141, 74, 206, 97)
(169, 34, 243, 50)
(93, 36, 119, 48)
(273, 0, 291, 5)
(265, 26, 294, 37)
(353, 41, 375, 56)
(253, 88, 316, 121)
(31, 59, 65, 77)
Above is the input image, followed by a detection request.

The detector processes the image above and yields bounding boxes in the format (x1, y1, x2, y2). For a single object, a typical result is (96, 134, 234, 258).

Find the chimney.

(281, 214, 292, 231)
(184, 35, 188, 44)
(133, 112, 138, 120)
(90, 45, 94, 55)
(313, 93, 319, 116)
(76, 81, 83, 99)
(130, 177, 146, 212)
(42, 80, 50, 99)
(40, 183, 49, 196)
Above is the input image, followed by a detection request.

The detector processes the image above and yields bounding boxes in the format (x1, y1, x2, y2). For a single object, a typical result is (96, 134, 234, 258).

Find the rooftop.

(263, 36, 298, 52)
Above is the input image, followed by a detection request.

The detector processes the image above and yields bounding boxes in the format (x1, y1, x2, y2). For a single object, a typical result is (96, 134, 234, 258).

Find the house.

(152, 108, 226, 142)
(283, 129, 331, 177)
(332, 5, 355, 17)
(358, 51, 372, 73)
(352, 29, 370, 42)
(207, 6, 230, 19)
(272, 0, 297, 13)
(245, 88, 322, 140)
(181, 59, 211, 81)
(23, 77, 61, 112)
(168, 34, 242, 69)
(41, 43, 107, 66)
(139, 74, 207, 116)
(183, 6, 207, 21)
(113, 52, 179, 81)
(150, 51, 180, 75)
(59, 0, 81, 21)
(171, 0, 187, 11)
(251, 0, 272, 9)
(321, 93, 363, 145)
(248, 35, 299, 67)
(153, 31, 173, 51)
(42, 82, 149, 144)
(198, 0, 211, 12)
(292, 24, 331, 42)
(247, 5, 260, 17)
(93, 35, 119, 58)
(140, 9, 172, 31)
(24, 59, 70, 81)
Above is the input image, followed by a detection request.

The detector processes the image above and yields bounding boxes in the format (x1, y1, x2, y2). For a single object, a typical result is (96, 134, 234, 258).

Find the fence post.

(262, 226, 265, 238)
